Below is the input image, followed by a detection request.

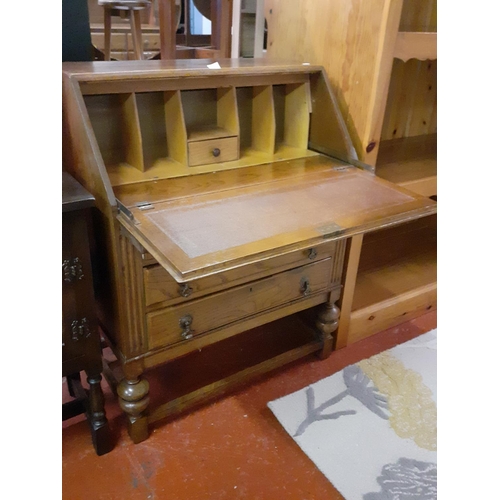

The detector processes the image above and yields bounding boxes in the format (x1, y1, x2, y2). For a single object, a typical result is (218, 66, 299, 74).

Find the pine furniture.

(265, 0, 437, 346)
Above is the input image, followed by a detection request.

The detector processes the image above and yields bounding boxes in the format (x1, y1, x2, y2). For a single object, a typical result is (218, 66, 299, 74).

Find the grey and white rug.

(268, 330, 437, 500)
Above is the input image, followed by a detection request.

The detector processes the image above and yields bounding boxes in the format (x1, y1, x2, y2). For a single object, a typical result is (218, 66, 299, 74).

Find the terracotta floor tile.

(62, 311, 436, 499)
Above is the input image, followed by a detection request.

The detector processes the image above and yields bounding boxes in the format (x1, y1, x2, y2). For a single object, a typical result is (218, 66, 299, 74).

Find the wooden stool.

(98, 0, 151, 60)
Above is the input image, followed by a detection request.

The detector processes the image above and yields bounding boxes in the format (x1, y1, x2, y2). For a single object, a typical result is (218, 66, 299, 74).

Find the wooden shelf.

(348, 215, 437, 344)
(86, 79, 319, 186)
(103, 313, 322, 422)
(106, 147, 319, 186)
(376, 134, 437, 197)
(394, 32, 437, 62)
(141, 314, 321, 422)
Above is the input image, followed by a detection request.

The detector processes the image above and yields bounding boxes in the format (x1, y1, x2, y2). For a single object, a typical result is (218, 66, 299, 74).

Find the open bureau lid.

(116, 157, 436, 282)
(62, 60, 436, 282)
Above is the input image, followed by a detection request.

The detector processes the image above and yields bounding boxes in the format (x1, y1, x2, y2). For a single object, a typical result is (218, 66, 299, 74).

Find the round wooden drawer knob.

(212, 148, 221, 157)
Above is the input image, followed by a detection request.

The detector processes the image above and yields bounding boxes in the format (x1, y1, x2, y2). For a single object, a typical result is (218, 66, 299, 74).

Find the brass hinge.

(116, 200, 154, 223)
(332, 166, 354, 172)
(117, 200, 134, 221)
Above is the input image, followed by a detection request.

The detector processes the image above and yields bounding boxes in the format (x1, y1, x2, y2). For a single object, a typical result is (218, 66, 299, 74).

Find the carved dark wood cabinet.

(62, 172, 113, 455)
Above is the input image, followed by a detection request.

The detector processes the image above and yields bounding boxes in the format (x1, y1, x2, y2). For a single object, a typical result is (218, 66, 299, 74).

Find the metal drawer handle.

(308, 248, 317, 260)
(179, 283, 193, 298)
(63, 257, 84, 283)
(71, 318, 91, 341)
(300, 277, 311, 296)
(212, 147, 221, 157)
(179, 314, 195, 340)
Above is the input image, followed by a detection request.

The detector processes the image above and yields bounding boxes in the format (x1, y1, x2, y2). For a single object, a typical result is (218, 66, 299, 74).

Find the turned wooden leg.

(118, 376, 150, 443)
(87, 373, 113, 455)
(315, 302, 340, 360)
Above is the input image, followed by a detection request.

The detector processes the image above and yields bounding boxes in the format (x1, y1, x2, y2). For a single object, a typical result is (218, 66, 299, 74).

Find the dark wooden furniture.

(62, 172, 113, 456)
(62, 59, 436, 444)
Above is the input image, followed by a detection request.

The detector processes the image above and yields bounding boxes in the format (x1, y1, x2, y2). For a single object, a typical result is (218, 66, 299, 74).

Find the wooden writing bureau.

(62, 59, 436, 443)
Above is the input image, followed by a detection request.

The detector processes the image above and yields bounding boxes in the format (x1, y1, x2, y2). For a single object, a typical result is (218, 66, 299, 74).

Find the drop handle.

(179, 283, 193, 298)
(308, 248, 317, 260)
(300, 277, 311, 296)
(179, 314, 195, 340)
(212, 147, 221, 157)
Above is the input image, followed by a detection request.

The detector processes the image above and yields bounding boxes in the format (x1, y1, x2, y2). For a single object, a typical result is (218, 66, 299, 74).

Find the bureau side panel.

(63, 74, 128, 350)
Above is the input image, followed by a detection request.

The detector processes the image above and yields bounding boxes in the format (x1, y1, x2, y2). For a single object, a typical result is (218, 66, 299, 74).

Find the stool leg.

(130, 10, 144, 60)
(104, 9, 112, 61)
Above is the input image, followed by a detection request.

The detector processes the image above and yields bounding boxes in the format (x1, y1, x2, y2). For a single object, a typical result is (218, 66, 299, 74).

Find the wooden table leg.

(158, 0, 177, 60)
(130, 9, 144, 60)
(104, 8, 112, 60)
(211, 0, 232, 58)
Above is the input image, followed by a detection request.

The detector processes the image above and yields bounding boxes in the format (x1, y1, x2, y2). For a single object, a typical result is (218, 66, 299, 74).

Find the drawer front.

(188, 136, 239, 167)
(144, 240, 343, 308)
(147, 258, 333, 349)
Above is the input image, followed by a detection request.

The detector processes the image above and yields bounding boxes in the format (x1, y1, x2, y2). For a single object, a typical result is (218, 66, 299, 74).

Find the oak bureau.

(62, 59, 436, 443)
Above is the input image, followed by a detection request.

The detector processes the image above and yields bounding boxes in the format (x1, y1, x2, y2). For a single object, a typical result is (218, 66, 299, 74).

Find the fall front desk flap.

(117, 161, 436, 282)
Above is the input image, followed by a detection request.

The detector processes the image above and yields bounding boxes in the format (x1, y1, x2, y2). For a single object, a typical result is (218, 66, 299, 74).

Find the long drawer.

(143, 240, 342, 308)
(147, 257, 333, 350)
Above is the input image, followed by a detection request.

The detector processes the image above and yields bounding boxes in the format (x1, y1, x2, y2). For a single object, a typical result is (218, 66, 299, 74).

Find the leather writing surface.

(145, 174, 412, 258)
(120, 166, 435, 281)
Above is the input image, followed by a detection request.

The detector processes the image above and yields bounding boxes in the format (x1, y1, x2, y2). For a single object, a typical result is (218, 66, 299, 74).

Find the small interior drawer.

(187, 136, 239, 167)
(147, 257, 333, 350)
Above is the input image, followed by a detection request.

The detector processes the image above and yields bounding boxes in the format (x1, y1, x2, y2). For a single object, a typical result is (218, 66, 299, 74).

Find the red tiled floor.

(62, 311, 436, 499)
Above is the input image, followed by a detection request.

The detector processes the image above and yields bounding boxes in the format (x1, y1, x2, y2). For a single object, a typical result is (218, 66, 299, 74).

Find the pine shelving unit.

(346, 0, 437, 345)
(265, 0, 438, 346)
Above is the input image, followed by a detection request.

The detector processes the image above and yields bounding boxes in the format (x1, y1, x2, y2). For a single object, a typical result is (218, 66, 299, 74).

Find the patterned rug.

(268, 330, 437, 500)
